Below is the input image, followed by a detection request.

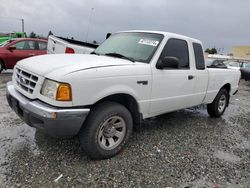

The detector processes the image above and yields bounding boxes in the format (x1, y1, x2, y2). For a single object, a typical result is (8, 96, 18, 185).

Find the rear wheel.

(79, 102, 133, 160)
(0, 60, 4, 73)
(207, 88, 229, 117)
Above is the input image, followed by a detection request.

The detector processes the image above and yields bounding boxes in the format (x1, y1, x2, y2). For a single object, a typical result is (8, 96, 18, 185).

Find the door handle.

(137, 81, 148, 85)
(28, 53, 35, 56)
(188, 75, 194, 80)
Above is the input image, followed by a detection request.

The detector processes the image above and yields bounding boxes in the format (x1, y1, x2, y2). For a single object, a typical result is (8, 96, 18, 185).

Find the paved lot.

(0, 71, 250, 188)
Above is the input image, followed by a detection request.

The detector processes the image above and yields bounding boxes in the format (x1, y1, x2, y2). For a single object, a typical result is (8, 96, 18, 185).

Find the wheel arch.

(0, 58, 6, 69)
(93, 93, 142, 130)
(221, 83, 231, 94)
(220, 83, 231, 106)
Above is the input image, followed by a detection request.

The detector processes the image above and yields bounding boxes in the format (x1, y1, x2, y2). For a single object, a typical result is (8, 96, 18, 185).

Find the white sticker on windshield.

(138, 39, 159, 47)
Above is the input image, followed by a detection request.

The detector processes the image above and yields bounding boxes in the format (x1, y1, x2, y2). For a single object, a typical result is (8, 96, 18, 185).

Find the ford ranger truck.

(6, 31, 241, 159)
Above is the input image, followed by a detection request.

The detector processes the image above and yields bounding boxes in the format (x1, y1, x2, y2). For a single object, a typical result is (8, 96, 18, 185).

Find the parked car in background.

(224, 60, 241, 70)
(206, 58, 227, 68)
(0, 38, 47, 73)
(224, 60, 250, 70)
(240, 63, 250, 81)
(0, 32, 26, 45)
(47, 35, 98, 54)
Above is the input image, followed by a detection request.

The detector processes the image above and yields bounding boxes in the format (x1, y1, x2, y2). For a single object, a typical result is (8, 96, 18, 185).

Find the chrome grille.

(15, 68, 38, 94)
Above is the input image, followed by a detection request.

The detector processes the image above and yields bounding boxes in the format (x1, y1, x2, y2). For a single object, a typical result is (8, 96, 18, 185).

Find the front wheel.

(207, 88, 229, 117)
(79, 102, 133, 160)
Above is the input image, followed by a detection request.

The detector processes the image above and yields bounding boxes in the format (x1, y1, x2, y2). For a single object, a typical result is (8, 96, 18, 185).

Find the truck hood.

(17, 54, 134, 76)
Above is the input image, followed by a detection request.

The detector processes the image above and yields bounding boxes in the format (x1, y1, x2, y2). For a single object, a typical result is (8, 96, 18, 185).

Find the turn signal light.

(56, 84, 72, 101)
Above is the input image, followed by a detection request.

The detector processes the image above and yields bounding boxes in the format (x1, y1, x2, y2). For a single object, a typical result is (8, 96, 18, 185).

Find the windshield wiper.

(104, 52, 135, 63)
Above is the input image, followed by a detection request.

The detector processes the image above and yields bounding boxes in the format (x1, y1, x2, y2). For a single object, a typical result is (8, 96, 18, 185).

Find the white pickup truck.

(47, 35, 97, 54)
(7, 30, 240, 159)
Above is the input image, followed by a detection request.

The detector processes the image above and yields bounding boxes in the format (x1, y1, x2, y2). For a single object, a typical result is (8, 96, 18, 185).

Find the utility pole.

(0, 17, 24, 33)
(20, 18, 24, 33)
(85, 8, 94, 42)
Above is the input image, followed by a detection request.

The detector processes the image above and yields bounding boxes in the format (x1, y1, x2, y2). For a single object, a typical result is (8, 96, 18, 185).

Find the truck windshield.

(94, 32, 164, 63)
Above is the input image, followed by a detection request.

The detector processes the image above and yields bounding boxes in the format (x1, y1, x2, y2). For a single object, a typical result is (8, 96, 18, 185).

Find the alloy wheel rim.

(218, 94, 226, 113)
(98, 116, 126, 150)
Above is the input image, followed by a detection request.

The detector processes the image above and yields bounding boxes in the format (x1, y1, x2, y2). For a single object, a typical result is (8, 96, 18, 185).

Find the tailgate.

(47, 35, 67, 54)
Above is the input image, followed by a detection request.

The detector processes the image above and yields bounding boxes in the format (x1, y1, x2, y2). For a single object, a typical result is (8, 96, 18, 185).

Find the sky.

(0, 0, 249, 54)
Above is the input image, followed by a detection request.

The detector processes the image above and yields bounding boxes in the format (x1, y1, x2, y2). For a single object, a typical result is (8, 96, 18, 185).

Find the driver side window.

(14, 41, 25, 50)
(158, 38, 189, 69)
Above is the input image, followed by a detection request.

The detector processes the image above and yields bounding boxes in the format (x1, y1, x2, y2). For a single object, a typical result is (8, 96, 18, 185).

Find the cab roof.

(118, 30, 202, 44)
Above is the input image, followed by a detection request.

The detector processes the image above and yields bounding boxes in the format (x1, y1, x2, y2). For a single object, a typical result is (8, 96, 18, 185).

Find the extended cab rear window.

(193, 43, 205, 70)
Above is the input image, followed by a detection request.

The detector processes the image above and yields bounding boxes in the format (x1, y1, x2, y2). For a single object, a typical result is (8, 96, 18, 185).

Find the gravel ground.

(0, 71, 250, 188)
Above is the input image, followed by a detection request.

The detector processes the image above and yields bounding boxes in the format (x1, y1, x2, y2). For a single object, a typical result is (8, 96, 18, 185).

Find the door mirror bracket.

(8, 46, 16, 51)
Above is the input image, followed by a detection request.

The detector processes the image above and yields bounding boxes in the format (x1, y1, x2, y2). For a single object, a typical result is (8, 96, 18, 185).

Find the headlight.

(41, 79, 72, 101)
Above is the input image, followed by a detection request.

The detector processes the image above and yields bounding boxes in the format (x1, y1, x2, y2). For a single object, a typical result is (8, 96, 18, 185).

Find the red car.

(0, 38, 47, 73)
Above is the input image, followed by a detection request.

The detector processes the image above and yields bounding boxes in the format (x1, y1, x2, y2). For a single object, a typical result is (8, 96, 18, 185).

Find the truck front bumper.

(6, 81, 90, 137)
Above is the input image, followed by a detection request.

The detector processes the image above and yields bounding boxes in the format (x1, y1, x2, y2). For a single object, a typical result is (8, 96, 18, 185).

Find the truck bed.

(57, 37, 98, 49)
(47, 35, 98, 54)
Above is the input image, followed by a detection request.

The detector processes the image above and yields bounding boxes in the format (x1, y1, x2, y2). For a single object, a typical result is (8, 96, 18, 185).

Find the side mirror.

(8, 46, 16, 51)
(156, 56, 179, 69)
(106, 33, 112, 39)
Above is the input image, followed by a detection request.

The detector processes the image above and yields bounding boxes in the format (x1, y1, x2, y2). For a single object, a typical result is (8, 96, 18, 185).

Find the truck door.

(192, 42, 208, 106)
(150, 38, 196, 115)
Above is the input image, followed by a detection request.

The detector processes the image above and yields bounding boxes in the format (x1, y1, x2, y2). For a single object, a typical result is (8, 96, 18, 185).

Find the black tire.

(79, 102, 133, 160)
(0, 60, 4, 73)
(207, 88, 229, 117)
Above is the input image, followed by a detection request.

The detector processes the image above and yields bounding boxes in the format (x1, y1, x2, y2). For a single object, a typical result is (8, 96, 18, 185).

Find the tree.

(29, 32, 36, 38)
(205, 48, 217, 54)
(205, 48, 210, 53)
(210, 48, 217, 54)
